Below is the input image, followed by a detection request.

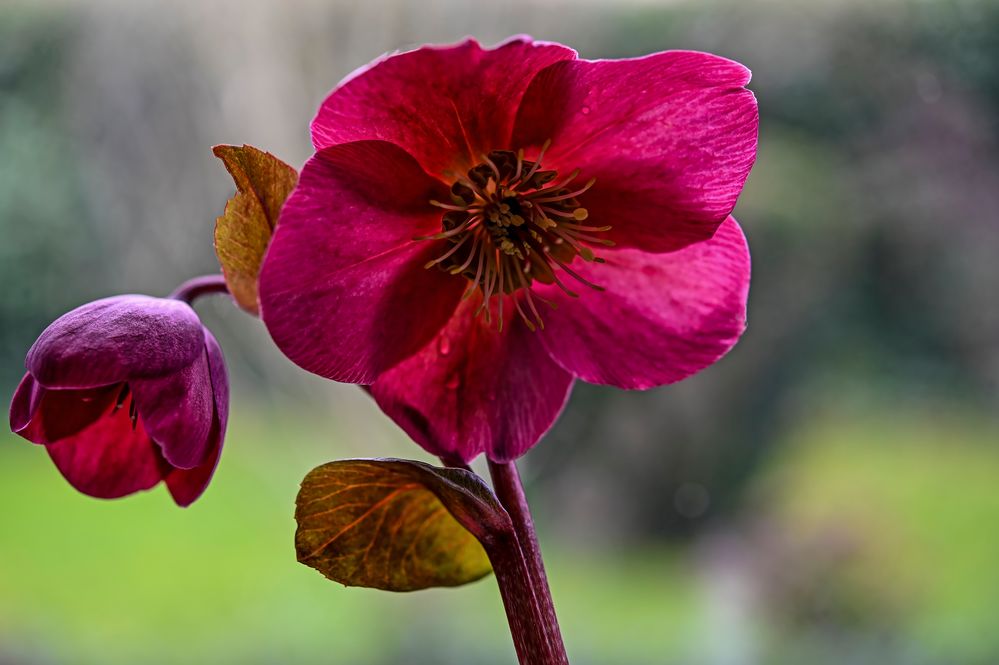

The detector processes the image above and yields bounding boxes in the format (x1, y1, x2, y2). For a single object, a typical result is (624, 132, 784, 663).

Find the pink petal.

(265, 140, 449, 273)
(10, 373, 44, 439)
(45, 402, 168, 500)
(260, 142, 468, 384)
(370, 297, 575, 462)
(311, 37, 576, 180)
(165, 330, 228, 507)
(536, 217, 751, 389)
(203, 328, 229, 432)
(513, 51, 758, 252)
(10, 373, 119, 444)
(130, 340, 214, 470)
(165, 426, 221, 507)
(26, 296, 205, 389)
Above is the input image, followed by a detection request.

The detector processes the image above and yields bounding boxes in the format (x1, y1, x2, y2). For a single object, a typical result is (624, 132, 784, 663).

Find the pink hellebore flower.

(259, 37, 758, 463)
(9, 296, 228, 506)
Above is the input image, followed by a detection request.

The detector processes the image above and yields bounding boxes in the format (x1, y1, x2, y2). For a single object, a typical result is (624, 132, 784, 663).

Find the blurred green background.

(2, 0, 999, 663)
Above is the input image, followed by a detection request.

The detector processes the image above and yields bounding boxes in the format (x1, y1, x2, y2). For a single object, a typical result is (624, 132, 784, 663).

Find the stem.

(488, 460, 568, 665)
(168, 274, 230, 305)
(438, 455, 556, 663)
(484, 530, 557, 665)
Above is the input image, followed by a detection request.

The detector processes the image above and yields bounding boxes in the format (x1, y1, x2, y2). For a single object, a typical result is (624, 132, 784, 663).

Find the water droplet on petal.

(438, 336, 451, 356)
(581, 105, 590, 115)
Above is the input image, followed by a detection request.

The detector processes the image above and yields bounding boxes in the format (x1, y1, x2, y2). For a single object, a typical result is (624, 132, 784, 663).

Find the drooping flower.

(258, 36, 757, 463)
(9, 295, 228, 506)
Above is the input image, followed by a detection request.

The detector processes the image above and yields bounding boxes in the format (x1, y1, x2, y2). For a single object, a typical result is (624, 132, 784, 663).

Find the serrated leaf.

(295, 459, 509, 592)
(212, 144, 297, 314)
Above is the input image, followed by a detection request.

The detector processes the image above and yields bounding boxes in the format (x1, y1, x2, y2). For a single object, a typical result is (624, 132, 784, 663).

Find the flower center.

(420, 141, 612, 331)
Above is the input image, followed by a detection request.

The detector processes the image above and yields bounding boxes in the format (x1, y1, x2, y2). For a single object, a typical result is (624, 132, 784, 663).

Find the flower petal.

(262, 236, 465, 384)
(260, 140, 463, 384)
(513, 51, 758, 252)
(10, 373, 119, 444)
(130, 336, 215, 470)
(259, 141, 469, 385)
(10, 373, 44, 439)
(311, 37, 576, 180)
(26, 296, 205, 389)
(203, 328, 229, 432)
(266, 140, 449, 273)
(536, 216, 751, 389)
(165, 434, 221, 508)
(165, 329, 228, 507)
(45, 402, 168, 500)
(370, 297, 575, 462)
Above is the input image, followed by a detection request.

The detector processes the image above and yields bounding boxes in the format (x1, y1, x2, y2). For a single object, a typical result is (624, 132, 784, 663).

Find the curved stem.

(168, 274, 230, 305)
(488, 460, 568, 665)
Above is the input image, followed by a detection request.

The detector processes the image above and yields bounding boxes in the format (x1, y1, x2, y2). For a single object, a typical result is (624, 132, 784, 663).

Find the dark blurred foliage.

(539, 0, 999, 545)
(1, 15, 99, 379)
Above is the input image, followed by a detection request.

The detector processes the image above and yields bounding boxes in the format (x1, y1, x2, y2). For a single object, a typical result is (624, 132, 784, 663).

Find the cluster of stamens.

(419, 141, 612, 331)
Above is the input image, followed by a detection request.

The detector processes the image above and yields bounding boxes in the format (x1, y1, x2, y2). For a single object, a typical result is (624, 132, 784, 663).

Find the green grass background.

(3, 406, 998, 664)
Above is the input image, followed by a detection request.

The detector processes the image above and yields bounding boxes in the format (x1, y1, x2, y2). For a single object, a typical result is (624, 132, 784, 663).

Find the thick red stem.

(483, 529, 557, 665)
(488, 460, 569, 665)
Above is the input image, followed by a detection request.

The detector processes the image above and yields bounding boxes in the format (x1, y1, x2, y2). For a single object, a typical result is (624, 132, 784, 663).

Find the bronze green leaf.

(212, 144, 297, 314)
(295, 459, 508, 592)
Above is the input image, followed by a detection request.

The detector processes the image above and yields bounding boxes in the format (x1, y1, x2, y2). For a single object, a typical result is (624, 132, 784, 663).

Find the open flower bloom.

(9, 296, 228, 506)
(259, 36, 757, 463)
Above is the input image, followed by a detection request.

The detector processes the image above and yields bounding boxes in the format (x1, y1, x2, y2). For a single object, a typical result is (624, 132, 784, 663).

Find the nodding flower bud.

(9, 294, 228, 506)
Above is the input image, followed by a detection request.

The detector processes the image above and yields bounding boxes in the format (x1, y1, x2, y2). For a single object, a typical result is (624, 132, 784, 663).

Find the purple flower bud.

(9, 295, 228, 506)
